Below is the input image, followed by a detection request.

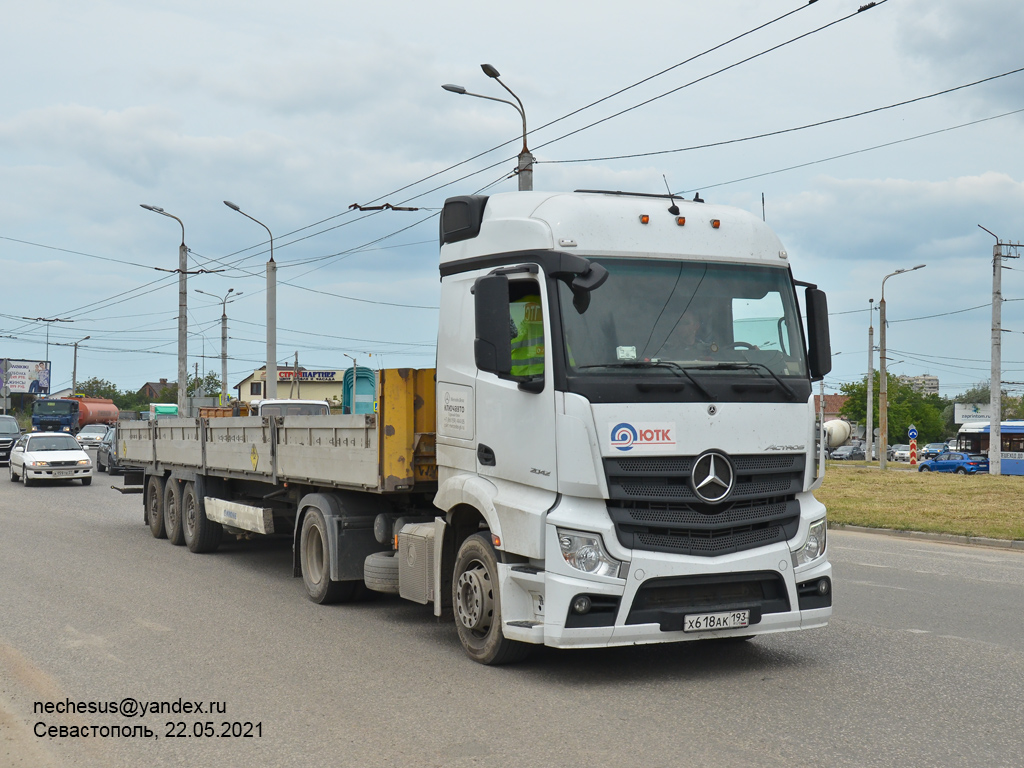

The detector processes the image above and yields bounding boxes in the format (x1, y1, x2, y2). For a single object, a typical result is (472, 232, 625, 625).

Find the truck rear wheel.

(163, 480, 185, 546)
(182, 482, 222, 554)
(363, 551, 400, 594)
(147, 476, 166, 538)
(452, 533, 530, 665)
(300, 507, 357, 604)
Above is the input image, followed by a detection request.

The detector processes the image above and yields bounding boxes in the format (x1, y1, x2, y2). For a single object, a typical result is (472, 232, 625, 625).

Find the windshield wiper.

(686, 362, 798, 401)
(577, 361, 715, 400)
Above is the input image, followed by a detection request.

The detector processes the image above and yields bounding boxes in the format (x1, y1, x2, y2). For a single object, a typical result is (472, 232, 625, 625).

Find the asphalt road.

(1, 461, 1022, 768)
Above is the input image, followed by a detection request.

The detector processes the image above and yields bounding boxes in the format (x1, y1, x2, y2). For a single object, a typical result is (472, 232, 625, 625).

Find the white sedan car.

(8, 432, 93, 486)
(76, 423, 110, 448)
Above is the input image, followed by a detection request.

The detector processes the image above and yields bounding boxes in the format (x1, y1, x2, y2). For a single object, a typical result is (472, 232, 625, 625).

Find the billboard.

(954, 402, 992, 424)
(1, 359, 51, 395)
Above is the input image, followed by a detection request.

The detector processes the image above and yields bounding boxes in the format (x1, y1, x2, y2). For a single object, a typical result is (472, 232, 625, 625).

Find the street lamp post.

(141, 204, 189, 415)
(443, 63, 533, 191)
(196, 288, 241, 406)
(878, 264, 926, 469)
(866, 298, 874, 465)
(72, 335, 90, 393)
(223, 201, 277, 399)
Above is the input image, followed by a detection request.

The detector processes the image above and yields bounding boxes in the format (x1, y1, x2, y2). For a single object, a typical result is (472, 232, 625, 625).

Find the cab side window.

(508, 280, 544, 379)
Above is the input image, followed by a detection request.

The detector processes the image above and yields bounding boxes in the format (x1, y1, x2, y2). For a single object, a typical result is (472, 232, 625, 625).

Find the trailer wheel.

(182, 482, 222, 554)
(452, 533, 530, 665)
(147, 476, 166, 539)
(300, 507, 357, 604)
(163, 479, 185, 546)
(363, 551, 400, 594)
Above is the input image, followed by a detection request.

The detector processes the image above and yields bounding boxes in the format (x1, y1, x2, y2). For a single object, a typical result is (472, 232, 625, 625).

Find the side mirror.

(805, 287, 832, 381)
(473, 274, 512, 376)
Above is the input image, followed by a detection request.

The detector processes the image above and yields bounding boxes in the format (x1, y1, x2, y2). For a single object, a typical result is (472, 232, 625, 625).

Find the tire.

(919, 466, 931, 472)
(9, 465, 17, 482)
(23, 470, 34, 487)
(955, 467, 967, 475)
(452, 533, 530, 665)
(300, 507, 358, 604)
(97, 456, 106, 473)
(82, 477, 92, 486)
(182, 482, 222, 554)
(147, 476, 166, 539)
(364, 551, 400, 594)
(163, 479, 185, 546)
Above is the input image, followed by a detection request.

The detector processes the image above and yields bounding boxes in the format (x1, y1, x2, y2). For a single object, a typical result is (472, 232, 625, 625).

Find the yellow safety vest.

(510, 295, 544, 376)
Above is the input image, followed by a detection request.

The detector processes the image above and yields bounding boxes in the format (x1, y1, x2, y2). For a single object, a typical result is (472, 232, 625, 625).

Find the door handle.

(477, 443, 496, 466)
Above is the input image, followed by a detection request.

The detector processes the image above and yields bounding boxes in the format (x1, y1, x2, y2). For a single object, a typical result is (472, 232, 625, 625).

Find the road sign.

(908, 424, 918, 440)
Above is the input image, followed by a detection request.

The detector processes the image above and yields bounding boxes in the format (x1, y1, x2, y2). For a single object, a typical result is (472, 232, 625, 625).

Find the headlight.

(29, 460, 50, 467)
(557, 528, 622, 578)
(792, 517, 827, 567)
(77, 459, 91, 466)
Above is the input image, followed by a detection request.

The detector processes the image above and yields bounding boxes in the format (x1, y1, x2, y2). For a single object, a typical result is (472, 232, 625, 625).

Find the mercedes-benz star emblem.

(691, 450, 735, 503)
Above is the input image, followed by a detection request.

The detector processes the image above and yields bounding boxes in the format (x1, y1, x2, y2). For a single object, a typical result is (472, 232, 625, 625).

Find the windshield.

(0, 419, 20, 435)
(27, 435, 82, 451)
(80, 425, 107, 434)
(32, 400, 76, 416)
(559, 259, 807, 379)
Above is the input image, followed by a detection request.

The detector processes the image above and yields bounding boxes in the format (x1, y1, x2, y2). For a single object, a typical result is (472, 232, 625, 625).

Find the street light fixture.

(878, 264, 926, 469)
(223, 201, 277, 399)
(140, 204, 189, 415)
(442, 63, 534, 191)
(196, 288, 242, 406)
(72, 335, 90, 394)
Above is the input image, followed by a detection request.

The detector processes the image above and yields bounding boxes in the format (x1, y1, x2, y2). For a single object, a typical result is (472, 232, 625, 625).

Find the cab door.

(473, 272, 557, 492)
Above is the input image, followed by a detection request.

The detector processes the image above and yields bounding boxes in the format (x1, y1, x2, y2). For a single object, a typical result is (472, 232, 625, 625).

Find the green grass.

(817, 462, 1024, 541)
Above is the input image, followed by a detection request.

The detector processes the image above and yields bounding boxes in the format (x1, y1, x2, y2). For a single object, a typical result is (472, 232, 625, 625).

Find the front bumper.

(23, 466, 93, 481)
(498, 494, 832, 649)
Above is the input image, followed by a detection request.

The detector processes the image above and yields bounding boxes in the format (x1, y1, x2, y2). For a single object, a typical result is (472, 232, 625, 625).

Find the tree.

(76, 377, 120, 401)
(839, 372, 949, 444)
(188, 371, 223, 398)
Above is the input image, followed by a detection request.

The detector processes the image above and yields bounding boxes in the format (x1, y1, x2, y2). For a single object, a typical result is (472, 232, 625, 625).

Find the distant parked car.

(0, 415, 22, 465)
(892, 444, 911, 462)
(96, 427, 123, 475)
(918, 452, 989, 474)
(921, 442, 949, 460)
(831, 445, 865, 461)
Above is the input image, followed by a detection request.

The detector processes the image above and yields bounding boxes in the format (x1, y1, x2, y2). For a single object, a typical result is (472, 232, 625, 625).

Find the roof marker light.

(676, 217, 686, 226)
(639, 214, 650, 224)
(711, 219, 721, 229)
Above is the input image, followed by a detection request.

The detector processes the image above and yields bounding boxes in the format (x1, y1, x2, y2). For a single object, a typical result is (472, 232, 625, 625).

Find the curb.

(829, 523, 1024, 551)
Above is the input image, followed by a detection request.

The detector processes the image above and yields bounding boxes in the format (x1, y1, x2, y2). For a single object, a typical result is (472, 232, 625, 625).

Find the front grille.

(47, 460, 79, 468)
(605, 453, 804, 557)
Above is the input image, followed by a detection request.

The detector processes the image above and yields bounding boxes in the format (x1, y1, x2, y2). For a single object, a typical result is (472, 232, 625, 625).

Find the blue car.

(917, 452, 989, 474)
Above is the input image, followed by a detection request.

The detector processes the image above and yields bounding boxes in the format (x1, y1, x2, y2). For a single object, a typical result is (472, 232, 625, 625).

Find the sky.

(1, 0, 1023, 400)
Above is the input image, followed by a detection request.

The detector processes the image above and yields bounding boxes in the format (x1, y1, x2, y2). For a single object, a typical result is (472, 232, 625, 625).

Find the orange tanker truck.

(31, 395, 119, 434)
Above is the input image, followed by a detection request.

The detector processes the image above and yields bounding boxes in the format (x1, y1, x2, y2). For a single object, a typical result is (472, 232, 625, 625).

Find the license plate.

(52, 470, 73, 477)
(683, 610, 750, 632)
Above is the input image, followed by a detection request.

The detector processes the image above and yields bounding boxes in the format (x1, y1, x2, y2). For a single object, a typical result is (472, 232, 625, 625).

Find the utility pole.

(196, 288, 240, 406)
(866, 298, 874, 464)
(71, 336, 90, 393)
(979, 226, 1023, 476)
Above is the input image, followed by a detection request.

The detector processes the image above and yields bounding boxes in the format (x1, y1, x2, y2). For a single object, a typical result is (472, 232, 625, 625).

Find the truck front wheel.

(163, 480, 185, 546)
(147, 477, 166, 539)
(300, 507, 357, 604)
(182, 482, 222, 554)
(452, 533, 530, 665)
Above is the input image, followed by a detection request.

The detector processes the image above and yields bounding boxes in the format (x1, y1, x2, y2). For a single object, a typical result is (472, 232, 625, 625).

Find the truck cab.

(431, 191, 832, 662)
